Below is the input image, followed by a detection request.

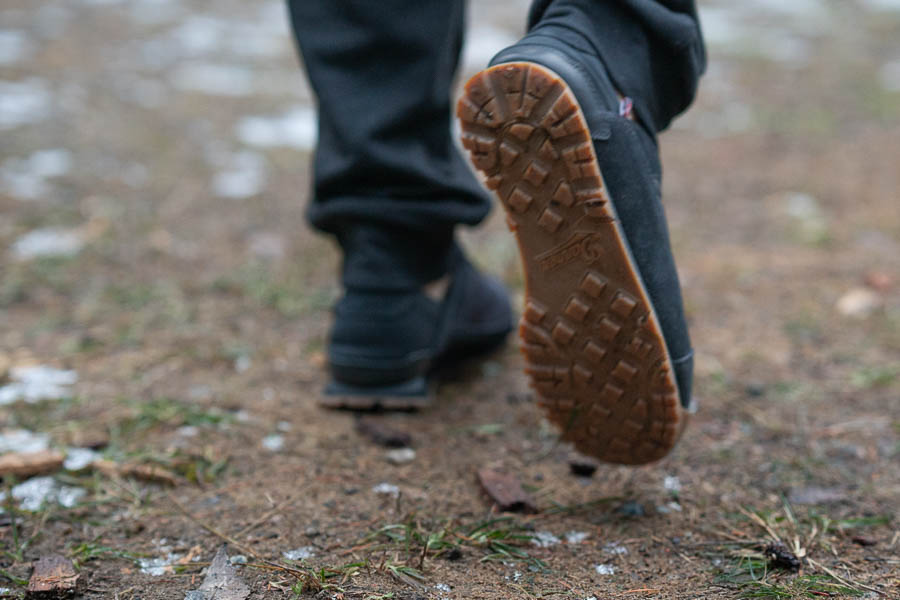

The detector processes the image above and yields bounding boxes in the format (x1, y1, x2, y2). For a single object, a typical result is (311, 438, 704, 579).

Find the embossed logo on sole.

(536, 231, 604, 272)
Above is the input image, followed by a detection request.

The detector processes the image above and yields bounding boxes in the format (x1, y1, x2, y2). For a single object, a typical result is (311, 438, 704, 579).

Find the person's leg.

(457, 0, 704, 463)
(288, 0, 513, 406)
(527, 0, 705, 134)
(286, 0, 491, 290)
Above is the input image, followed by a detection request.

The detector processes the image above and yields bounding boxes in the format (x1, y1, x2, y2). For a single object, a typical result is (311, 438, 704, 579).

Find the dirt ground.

(2, 0, 899, 598)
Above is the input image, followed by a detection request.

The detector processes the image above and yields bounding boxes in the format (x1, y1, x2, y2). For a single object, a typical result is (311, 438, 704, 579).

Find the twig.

(165, 492, 309, 582)
(234, 497, 292, 538)
(806, 557, 884, 596)
(738, 506, 782, 542)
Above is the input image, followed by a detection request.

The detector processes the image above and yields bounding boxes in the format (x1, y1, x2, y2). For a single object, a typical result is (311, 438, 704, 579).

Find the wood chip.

(0, 450, 65, 479)
(476, 468, 537, 513)
(354, 417, 412, 448)
(91, 459, 180, 486)
(851, 535, 877, 547)
(787, 486, 846, 506)
(184, 546, 249, 600)
(26, 554, 78, 599)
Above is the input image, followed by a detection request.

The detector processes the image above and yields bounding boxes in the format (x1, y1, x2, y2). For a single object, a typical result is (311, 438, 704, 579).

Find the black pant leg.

(528, 0, 706, 133)
(287, 0, 490, 238)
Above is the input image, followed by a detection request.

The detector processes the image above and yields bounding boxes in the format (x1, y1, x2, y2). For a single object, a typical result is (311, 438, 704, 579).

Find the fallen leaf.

(0, 450, 65, 478)
(476, 468, 537, 513)
(91, 459, 180, 486)
(851, 535, 877, 547)
(864, 271, 893, 292)
(26, 554, 78, 599)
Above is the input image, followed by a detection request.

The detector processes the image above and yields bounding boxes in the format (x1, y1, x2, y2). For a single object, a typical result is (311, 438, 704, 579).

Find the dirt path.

(1, 1, 899, 598)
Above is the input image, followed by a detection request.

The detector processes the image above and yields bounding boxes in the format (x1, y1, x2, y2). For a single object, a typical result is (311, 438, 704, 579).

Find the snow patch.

(236, 107, 317, 151)
(0, 366, 78, 404)
(282, 546, 316, 561)
(0, 79, 52, 129)
(0, 429, 50, 453)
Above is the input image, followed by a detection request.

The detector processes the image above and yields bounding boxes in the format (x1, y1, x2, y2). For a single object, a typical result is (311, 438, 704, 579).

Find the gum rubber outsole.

(457, 62, 685, 465)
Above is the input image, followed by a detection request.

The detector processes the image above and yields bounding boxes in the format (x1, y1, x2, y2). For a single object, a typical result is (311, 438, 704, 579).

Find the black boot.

(457, 2, 702, 464)
(322, 227, 513, 409)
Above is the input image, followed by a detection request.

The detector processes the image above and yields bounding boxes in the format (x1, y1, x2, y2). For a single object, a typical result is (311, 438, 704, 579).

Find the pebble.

(261, 434, 284, 452)
(836, 288, 881, 318)
(385, 448, 416, 465)
(617, 500, 645, 518)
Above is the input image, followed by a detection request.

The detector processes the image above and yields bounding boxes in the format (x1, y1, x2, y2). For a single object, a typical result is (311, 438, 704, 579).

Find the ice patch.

(176, 425, 198, 437)
(863, 0, 900, 11)
(656, 501, 683, 514)
(169, 62, 255, 96)
(169, 16, 223, 55)
(698, 8, 744, 46)
(461, 25, 518, 74)
(595, 563, 616, 575)
(64, 447, 99, 471)
(0, 30, 32, 65)
(0, 366, 78, 404)
(4, 476, 86, 511)
(663, 475, 682, 493)
(129, 0, 183, 26)
(261, 433, 284, 452)
(0, 79, 52, 129)
(372, 482, 400, 498)
(236, 107, 317, 151)
(11, 227, 84, 260)
(166, 13, 287, 60)
(879, 60, 900, 92)
(564, 531, 589, 544)
(212, 151, 267, 199)
(138, 552, 183, 576)
(282, 546, 315, 561)
(0, 429, 50, 453)
(2, 149, 73, 200)
(531, 531, 560, 548)
(603, 542, 628, 555)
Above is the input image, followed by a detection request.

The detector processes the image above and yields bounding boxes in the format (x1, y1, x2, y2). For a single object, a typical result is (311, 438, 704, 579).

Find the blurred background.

(1, 0, 899, 598)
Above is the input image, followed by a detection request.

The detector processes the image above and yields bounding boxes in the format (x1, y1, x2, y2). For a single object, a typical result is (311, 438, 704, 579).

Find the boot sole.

(320, 377, 433, 410)
(457, 62, 685, 464)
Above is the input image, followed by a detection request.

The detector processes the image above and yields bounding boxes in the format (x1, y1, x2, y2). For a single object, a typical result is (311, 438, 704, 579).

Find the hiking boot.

(457, 29, 694, 464)
(323, 254, 513, 409)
